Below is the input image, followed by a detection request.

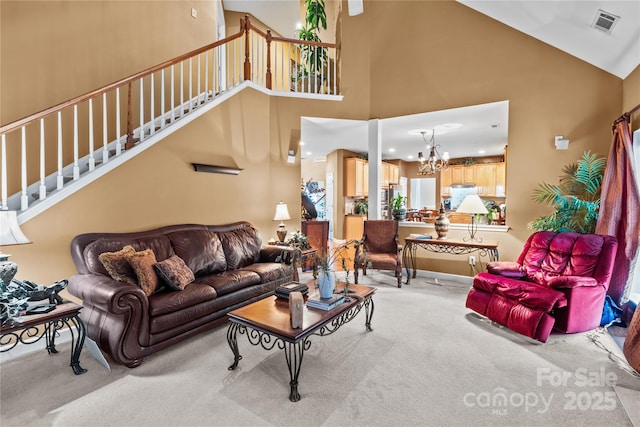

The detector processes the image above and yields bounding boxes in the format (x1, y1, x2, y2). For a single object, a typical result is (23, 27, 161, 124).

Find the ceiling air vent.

(591, 9, 620, 34)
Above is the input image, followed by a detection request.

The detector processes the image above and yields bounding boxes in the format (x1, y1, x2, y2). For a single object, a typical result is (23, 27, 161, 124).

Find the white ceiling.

(222, 0, 640, 161)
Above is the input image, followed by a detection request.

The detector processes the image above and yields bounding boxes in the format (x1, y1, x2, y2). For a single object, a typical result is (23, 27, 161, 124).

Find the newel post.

(243, 16, 251, 82)
(266, 30, 273, 90)
(125, 82, 135, 150)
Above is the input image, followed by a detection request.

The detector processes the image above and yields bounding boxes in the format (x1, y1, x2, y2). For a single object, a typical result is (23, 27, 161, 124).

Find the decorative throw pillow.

(154, 255, 195, 291)
(98, 245, 137, 285)
(125, 249, 160, 296)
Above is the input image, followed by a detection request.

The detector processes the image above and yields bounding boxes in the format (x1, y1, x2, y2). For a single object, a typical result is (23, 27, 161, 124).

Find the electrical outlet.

(468, 256, 476, 266)
(191, 8, 197, 18)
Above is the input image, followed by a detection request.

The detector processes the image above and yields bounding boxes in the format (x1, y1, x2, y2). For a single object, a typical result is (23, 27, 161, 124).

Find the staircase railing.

(0, 16, 339, 215)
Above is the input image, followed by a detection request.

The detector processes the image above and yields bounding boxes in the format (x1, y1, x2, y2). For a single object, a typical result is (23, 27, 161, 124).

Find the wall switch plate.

(191, 8, 197, 18)
(469, 256, 476, 266)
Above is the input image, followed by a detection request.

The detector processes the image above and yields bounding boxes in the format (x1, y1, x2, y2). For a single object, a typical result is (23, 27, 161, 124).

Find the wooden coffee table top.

(228, 282, 375, 342)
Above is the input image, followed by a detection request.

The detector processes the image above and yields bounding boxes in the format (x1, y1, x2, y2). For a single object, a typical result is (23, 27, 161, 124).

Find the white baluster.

(139, 77, 145, 142)
(161, 69, 165, 128)
(150, 73, 155, 135)
(88, 98, 95, 171)
(281, 42, 284, 91)
(1, 134, 7, 210)
(205, 51, 209, 103)
(116, 87, 122, 156)
(39, 119, 46, 200)
(20, 127, 28, 210)
(170, 65, 175, 123)
(233, 39, 236, 87)
(180, 62, 184, 118)
(103, 93, 109, 164)
(189, 58, 193, 112)
(57, 111, 63, 189)
(197, 55, 201, 107)
(73, 105, 80, 180)
(333, 48, 337, 95)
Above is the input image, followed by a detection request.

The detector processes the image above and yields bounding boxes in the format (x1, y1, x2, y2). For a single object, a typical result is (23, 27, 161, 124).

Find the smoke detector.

(591, 9, 620, 34)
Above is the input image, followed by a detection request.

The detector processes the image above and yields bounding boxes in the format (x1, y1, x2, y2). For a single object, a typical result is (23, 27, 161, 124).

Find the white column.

(368, 119, 382, 220)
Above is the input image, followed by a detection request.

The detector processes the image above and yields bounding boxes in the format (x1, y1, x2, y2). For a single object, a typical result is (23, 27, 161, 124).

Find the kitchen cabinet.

(381, 162, 390, 188)
(464, 166, 476, 184)
(476, 164, 496, 196)
(389, 163, 399, 185)
(344, 158, 368, 197)
(344, 215, 365, 241)
(451, 166, 465, 184)
(495, 163, 506, 197)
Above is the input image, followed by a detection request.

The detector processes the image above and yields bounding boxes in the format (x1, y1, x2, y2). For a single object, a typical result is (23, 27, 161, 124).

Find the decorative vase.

(434, 203, 450, 240)
(317, 270, 335, 298)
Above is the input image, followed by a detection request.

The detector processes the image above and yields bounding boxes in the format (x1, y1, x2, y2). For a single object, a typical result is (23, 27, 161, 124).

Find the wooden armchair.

(353, 220, 403, 288)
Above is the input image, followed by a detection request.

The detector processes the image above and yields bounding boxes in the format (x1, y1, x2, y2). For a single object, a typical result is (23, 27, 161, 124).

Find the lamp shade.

(456, 195, 488, 215)
(273, 202, 291, 222)
(0, 210, 31, 246)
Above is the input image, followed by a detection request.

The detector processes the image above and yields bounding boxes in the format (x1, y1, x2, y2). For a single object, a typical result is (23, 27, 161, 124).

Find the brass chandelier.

(417, 130, 449, 175)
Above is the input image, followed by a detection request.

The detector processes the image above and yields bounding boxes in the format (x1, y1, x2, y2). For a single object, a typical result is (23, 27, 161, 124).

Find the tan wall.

(3, 0, 637, 287)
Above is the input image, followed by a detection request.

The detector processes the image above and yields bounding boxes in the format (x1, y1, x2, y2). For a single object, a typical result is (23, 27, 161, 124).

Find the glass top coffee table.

(226, 281, 375, 402)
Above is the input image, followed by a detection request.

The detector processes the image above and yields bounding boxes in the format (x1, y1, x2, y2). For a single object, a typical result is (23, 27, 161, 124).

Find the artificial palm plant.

(528, 151, 606, 234)
(297, 0, 328, 80)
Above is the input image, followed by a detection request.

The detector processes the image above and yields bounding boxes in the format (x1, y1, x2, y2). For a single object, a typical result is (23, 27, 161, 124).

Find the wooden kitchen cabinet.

(451, 165, 465, 184)
(495, 163, 506, 197)
(381, 162, 390, 188)
(475, 164, 496, 196)
(389, 163, 399, 185)
(464, 165, 476, 184)
(344, 215, 365, 241)
(344, 158, 368, 197)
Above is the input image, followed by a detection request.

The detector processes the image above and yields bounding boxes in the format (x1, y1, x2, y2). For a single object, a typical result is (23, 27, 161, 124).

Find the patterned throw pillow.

(154, 255, 195, 291)
(98, 245, 137, 285)
(125, 249, 160, 296)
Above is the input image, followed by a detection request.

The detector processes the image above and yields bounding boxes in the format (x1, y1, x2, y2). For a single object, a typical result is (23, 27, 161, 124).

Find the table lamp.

(0, 210, 31, 287)
(273, 202, 291, 243)
(456, 195, 488, 242)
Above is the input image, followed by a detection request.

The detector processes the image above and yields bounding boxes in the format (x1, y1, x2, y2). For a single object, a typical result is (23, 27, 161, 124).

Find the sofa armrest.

(487, 261, 525, 278)
(259, 245, 300, 265)
(547, 276, 599, 289)
(68, 273, 150, 367)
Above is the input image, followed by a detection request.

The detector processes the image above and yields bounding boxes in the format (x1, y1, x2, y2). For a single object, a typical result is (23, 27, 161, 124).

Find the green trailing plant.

(528, 150, 606, 234)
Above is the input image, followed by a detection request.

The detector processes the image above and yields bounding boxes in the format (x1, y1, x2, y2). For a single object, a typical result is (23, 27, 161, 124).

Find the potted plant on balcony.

(391, 195, 407, 221)
(295, 0, 328, 93)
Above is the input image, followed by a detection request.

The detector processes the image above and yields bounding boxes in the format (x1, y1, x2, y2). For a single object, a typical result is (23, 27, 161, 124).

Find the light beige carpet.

(1, 271, 639, 427)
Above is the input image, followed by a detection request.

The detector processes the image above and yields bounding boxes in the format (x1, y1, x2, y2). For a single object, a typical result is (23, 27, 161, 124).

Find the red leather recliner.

(466, 231, 617, 342)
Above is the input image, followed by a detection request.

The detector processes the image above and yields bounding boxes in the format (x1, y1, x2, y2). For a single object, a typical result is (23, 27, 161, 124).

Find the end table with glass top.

(0, 301, 87, 375)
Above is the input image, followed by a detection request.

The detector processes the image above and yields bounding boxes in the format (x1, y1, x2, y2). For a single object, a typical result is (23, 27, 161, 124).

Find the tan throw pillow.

(125, 249, 160, 296)
(98, 245, 137, 285)
(154, 255, 195, 291)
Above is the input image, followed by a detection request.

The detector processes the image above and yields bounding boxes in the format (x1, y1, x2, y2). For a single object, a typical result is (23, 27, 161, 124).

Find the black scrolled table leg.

(284, 339, 307, 402)
(44, 321, 58, 354)
(364, 298, 375, 332)
(67, 315, 87, 375)
(227, 322, 243, 370)
(402, 243, 413, 285)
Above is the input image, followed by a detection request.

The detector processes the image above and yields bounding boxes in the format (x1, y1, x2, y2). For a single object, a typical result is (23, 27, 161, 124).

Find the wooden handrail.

(0, 24, 246, 135)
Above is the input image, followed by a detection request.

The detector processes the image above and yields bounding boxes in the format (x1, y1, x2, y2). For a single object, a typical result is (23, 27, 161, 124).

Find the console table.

(402, 238, 499, 285)
(0, 302, 87, 374)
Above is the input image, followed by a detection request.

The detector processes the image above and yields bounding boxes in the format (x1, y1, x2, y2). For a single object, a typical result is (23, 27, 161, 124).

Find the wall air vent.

(591, 9, 620, 34)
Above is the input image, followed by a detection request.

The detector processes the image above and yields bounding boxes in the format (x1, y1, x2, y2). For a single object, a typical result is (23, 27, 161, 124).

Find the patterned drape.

(595, 115, 640, 304)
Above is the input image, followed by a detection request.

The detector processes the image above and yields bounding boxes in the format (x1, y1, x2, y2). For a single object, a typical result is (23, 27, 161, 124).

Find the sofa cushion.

(125, 249, 161, 296)
(473, 273, 567, 311)
(168, 230, 226, 276)
(218, 226, 262, 269)
(194, 270, 261, 297)
(239, 263, 292, 283)
(154, 255, 195, 291)
(98, 245, 137, 285)
(148, 282, 218, 317)
(84, 236, 175, 276)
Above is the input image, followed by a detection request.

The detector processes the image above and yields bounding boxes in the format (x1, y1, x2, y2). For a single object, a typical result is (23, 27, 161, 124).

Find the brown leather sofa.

(68, 221, 298, 367)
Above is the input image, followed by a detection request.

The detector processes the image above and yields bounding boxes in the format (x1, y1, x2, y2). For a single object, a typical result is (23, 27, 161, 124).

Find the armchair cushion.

(486, 261, 525, 278)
